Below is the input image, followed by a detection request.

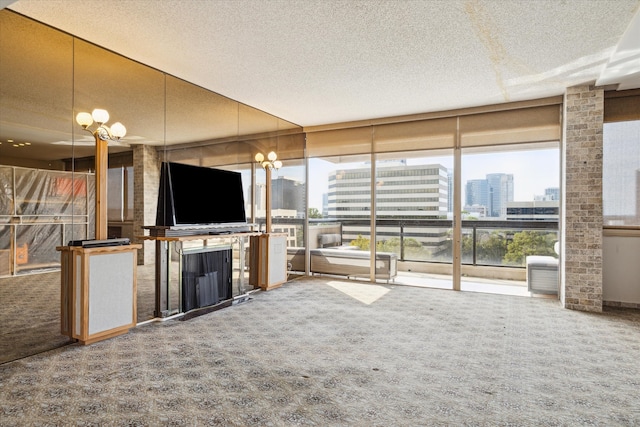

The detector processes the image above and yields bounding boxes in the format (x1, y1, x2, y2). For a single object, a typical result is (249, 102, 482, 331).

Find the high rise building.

(465, 179, 490, 209)
(328, 163, 449, 219)
(545, 187, 560, 201)
(464, 173, 514, 218)
(327, 163, 449, 250)
(535, 187, 560, 201)
(255, 176, 305, 218)
(272, 176, 305, 218)
(486, 173, 514, 218)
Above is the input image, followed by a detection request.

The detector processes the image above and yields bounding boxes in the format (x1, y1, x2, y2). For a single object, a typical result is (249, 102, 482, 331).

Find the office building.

(465, 179, 490, 212)
(328, 163, 448, 219)
(328, 163, 449, 249)
(272, 176, 305, 218)
(506, 201, 560, 221)
(465, 174, 514, 218)
(545, 187, 560, 201)
(486, 173, 514, 218)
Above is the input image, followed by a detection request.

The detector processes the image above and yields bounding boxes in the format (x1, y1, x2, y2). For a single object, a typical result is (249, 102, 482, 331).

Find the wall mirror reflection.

(0, 10, 302, 364)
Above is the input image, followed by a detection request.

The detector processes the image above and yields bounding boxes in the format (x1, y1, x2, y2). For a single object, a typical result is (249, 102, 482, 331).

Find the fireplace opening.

(182, 246, 232, 312)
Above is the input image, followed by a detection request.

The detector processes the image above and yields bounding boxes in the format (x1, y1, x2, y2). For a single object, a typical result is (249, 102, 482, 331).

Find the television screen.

(156, 162, 247, 226)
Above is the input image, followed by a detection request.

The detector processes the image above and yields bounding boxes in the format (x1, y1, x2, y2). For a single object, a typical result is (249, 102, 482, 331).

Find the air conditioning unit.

(526, 256, 559, 294)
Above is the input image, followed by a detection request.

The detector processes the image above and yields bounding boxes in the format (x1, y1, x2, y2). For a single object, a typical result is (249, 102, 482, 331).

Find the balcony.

(263, 217, 559, 296)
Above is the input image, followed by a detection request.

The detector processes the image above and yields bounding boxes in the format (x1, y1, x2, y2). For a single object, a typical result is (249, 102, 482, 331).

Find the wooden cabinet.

(59, 244, 140, 345)
(250, 233, 288, 291)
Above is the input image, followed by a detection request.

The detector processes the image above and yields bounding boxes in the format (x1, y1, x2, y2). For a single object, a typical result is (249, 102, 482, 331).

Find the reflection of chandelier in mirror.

(254, 151, 281, 233)
(75, 108, 127, 240)
(255, 151, 282, 170)
(76, 108, 127, 142)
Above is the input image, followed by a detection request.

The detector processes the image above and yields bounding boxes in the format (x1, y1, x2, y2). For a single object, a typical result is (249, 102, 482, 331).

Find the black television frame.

(155, 162, 247, 227)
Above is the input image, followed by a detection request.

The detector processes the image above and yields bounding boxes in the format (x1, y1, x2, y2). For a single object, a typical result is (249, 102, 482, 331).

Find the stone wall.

(133, 145, 161, 265)
(562, 84, 604, 312)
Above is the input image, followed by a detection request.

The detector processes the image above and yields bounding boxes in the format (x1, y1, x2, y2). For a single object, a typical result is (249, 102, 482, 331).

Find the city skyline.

(305, 147, 560, 212)
(247, 147, 561, 214)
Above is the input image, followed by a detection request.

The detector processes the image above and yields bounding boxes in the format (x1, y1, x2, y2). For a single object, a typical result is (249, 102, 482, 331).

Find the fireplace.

(181, 246, 232, 312)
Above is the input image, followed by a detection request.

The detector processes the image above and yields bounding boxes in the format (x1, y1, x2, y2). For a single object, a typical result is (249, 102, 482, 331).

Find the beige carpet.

(1, 276, 639, 426)
(0, 266, 170, 364)
(0, 271, 73, 364)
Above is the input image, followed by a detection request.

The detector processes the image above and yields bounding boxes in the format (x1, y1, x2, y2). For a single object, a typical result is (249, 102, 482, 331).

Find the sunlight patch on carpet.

(326, 280, 390, 305)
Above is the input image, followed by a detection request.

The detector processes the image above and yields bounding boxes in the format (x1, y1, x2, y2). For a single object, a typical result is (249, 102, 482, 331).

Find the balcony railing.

(260, 217, 559, 269)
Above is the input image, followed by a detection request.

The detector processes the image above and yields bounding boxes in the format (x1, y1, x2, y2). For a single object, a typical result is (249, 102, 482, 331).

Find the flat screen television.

(156, 162, 247, 227)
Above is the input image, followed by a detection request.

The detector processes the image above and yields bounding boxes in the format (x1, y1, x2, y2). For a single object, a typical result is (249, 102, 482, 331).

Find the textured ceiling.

(4, 0, 640, 127)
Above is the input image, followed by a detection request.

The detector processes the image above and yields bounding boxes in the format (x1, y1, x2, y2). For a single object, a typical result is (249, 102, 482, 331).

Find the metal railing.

(259, 217, 559, 269)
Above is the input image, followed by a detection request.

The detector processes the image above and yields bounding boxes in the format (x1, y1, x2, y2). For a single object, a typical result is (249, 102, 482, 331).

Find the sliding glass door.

(459, 142, 560, 295)
(308, 155, 372, 279)
(374, 150, 454, 289)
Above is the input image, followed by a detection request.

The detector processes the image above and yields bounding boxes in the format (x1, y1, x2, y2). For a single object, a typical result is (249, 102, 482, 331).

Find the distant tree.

(477, 231, 508, 264)
(503, 231, 556, 265)
(403, 237, 422, 248)
(378, 237, 400, 253)
(395, 237, 425, 258)
(308, 208, 322, 219)
(349, 235, 425, 257)
(438, 231, 474, 262)
(350, 234, 370, 250)
(461, 234, 474, 262)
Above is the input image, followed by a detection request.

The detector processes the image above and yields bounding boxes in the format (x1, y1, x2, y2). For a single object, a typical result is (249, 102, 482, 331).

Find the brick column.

(133, 145, 161, 265)
(561, 84, 604, 312)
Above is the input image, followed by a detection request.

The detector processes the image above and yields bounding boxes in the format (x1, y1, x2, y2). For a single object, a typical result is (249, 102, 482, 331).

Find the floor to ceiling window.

(303, 101, 562, 294)
(603, 120, 640, 228)
(308, 155, 372, 280)
(460, 142, 560, 295)
(602, 115, 640, 306)
(262, 160, 306, 275)
(374, 150, 454, 289)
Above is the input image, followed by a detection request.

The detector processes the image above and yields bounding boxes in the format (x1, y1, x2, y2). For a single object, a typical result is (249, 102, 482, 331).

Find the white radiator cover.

(526, 256, 559, 294)
(603, 234, 640, 305)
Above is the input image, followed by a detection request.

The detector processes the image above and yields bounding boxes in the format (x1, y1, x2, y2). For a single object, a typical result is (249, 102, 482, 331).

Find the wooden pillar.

(453, 118, 462, 291)
(265, 166, 272, 233)
(94, 134, 109, 240)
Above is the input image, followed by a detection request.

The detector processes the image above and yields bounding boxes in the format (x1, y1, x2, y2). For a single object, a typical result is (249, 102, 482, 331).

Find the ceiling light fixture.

(76, 108, 126, 142)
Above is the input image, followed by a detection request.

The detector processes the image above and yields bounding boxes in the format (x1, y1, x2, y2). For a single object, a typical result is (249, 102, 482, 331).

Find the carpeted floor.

(1, 276, 639, 426)
(0, 266, 172, 365)
(0, 271, 74, 364)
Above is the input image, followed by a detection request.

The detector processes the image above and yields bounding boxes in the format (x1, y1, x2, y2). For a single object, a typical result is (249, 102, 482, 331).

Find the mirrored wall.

(0, 9, 303, 364)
